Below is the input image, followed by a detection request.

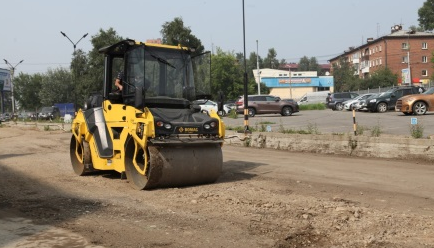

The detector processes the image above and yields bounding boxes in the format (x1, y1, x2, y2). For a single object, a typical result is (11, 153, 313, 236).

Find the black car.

(326, 92, 359, 111)
(366, 86, 420, 113)
(38, 106, 61, 120)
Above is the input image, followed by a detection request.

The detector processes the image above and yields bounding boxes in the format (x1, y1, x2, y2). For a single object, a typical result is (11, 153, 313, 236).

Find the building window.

(422, 56, 428, 63)
(379, 45, 382, 52)
(379, 58, 382, 65)
(402, 56, 408, 63)
(422, 70, 428, 76)
(422, 42, 428, 49)
(402, 43, 408, 49)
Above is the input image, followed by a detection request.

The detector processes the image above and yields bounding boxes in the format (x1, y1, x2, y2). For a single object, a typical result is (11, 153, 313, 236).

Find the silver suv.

(235, 95, 299, 117)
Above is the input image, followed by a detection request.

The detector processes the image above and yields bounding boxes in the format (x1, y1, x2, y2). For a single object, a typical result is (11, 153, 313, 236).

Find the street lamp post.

(60, 31, 88, 110)
(60, 31, 88, 54)
(256, 40, 260, 95)
(3, 59, 24, 115)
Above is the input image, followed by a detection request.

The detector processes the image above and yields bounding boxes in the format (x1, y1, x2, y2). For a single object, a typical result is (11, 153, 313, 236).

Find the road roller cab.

(70, 39, 225, 190)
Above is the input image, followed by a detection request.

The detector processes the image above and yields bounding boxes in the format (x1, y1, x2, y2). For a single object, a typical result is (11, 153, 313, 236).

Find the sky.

(0, 0, 427, 75)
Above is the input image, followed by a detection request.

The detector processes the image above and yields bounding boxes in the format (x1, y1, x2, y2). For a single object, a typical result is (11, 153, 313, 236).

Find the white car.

(193, 100, 234, 116)
(343, 93, 375, 111)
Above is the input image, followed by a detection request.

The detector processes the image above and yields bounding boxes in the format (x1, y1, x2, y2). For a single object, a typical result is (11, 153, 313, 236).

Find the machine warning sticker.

(178, 127, 199, 134)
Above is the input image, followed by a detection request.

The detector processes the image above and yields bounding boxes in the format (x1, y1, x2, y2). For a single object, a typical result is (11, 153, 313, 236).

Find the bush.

(410, 124, 424, 139)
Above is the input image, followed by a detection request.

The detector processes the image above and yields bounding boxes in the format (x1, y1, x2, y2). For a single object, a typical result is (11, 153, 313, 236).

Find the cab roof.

(98, 39, 192, 56)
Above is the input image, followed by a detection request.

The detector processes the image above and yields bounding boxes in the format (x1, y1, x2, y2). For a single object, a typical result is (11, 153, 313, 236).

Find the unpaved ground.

(1, 126, 434, 248)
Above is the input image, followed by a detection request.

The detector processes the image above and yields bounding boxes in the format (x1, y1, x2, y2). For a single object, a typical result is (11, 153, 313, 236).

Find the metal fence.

(354, 82, 433, 95)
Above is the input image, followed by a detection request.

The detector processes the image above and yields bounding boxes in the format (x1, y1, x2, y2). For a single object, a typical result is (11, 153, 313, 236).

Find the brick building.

(329, 25, 434, 86)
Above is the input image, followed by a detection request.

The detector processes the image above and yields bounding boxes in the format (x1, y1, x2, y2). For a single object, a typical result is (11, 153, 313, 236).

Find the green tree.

(363, 67, 398, 89)
(409, 25, 425, 32)
(39, 68, 72, 106)
(263, 48, 279, 69)
(211, 48, 244, 101)
(71, 49, 89, 106)
(161, 17, 204, 55)
(418, 0, 434, 31)
(13, 73, 43, 111)
(298, 56, 321, 75)
(331, 57, 357, 92)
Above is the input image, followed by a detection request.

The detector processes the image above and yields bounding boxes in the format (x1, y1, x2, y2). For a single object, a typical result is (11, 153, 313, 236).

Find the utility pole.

(256, 40, 260, 95)
(3, 59, 24, 115)
(289, 65, 292, 99)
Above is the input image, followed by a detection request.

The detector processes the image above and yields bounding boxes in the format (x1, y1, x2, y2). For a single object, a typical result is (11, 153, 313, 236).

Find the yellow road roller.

(70, 40, 225, 189)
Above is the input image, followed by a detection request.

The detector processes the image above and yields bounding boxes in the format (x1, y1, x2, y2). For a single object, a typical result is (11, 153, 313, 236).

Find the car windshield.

(423, 87, 434, 94)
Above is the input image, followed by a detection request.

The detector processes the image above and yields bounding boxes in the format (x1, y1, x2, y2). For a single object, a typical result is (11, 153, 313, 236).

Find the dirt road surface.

(1, 126, 434, 248)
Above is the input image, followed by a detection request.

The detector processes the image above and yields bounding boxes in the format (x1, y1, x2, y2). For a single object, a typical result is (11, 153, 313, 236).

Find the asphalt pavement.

(221, 109, 434, 137)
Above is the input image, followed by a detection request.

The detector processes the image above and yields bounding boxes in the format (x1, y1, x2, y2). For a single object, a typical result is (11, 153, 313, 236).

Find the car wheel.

(335, 102, 344, 111)
(248, 107, 256, 117)
(413, 101, 427, 115)
(377, 102, 388, 113)
(281, 106, 293, 116)
(218, 110, 226, 116)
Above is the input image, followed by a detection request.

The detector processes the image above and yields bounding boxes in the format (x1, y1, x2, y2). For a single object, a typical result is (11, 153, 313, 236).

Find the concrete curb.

(224, 130, 434, 162)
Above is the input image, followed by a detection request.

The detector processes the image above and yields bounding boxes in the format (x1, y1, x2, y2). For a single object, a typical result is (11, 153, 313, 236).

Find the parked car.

(0, 113, 11, 122)
(354, 94, 379, 111)
(395, 87, 434, 115)
(366, 86, 420, 113)
(343, 93, 375, 111)
(192, 99, 231, 116)
(38, 106, 61, 120)
(326, 92, 359, 111)
(223, 103, 236, 114)
(235, 95, 299, 117)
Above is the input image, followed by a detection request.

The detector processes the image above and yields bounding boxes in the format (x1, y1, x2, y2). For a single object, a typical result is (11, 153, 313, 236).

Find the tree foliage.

(363, 67, 398, 89)
(263, 48, 279, 69)
(418, 0, 434, 31)
(331, 57, 358, 92)
(298, 56, 321, 75)
(161, 17, 204, 55)
(39, 68, 72, 106)
(211, 48, 244, 101)
(13, 73, 43, 110)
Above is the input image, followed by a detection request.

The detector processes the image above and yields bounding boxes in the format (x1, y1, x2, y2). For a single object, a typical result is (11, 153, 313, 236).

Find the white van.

(297, 91, 330, 105)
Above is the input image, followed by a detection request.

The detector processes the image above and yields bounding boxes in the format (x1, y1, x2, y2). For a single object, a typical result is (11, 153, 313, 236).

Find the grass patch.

(278, 122, 320, 135)
(356, 124, 367, 135)
(299, 103, 326, 111)
(370, 121, 382, 137)
(226, 109, 238, 119)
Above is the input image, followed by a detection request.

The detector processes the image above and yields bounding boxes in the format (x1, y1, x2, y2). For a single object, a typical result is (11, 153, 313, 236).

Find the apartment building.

(329, 25, 434, 85)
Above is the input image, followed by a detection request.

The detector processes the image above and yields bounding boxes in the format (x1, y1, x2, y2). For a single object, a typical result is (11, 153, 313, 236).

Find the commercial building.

(328, 25, 434, 86)
(253, 68, 333, 100)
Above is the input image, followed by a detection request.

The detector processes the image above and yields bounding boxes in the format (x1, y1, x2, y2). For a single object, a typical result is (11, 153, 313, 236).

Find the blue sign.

(411, 118, 417, 125)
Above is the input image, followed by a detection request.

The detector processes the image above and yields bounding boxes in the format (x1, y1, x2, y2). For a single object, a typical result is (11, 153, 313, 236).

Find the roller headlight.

(405, 97, 415, 102)
(156, 121, 172, 130)
(369, 99, 377, 103)
(204, 121, 217, 130)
